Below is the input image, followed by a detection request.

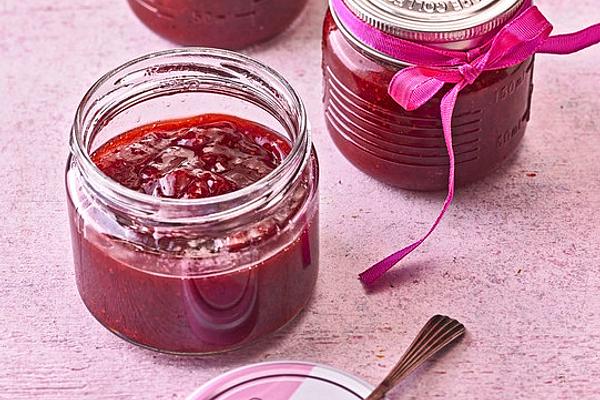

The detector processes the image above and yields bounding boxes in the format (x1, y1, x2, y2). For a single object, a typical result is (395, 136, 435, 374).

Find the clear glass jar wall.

(66, 49, 319, 354)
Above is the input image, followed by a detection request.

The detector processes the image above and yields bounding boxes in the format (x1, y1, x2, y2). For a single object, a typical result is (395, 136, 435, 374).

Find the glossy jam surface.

(69, 114, 319, 354)
(92, 114, 289, 199)
(322, 12, 535, 191)
(128, 0, 309, 49)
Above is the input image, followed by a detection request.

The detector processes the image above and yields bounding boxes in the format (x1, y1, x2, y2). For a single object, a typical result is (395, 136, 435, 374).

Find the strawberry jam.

(91, 114, 290, 199)
(127, 0, 309, 49)
(68, 114, 319, 354)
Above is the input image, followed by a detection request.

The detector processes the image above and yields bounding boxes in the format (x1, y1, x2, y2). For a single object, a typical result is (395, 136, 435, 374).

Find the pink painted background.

(1, 0, 599, 398)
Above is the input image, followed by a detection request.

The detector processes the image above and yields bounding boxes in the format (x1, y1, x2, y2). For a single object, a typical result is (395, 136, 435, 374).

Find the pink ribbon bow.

(330, 0, 600, 286)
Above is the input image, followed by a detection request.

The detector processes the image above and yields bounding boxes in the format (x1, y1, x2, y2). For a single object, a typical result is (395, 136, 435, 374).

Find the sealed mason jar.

(66, 49, 319, 354)
(322, 0, 535, 191)
(128, 0, 309, 49)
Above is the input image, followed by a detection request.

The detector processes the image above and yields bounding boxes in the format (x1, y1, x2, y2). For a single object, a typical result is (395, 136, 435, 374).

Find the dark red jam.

(92, 114, 290, 199)
(322, 11, 535, 191)
(68, 114, 319, 353)
(128, 0, 309, 49)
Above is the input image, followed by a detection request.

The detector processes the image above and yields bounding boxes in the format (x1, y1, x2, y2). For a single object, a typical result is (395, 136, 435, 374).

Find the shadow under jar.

(322, 0, 535, 191)
(128, 0, 309, 49)
(66, 49, 319, 354)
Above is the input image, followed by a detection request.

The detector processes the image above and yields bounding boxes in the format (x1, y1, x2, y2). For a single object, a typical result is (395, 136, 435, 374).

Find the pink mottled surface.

(1, 0, 599, 399)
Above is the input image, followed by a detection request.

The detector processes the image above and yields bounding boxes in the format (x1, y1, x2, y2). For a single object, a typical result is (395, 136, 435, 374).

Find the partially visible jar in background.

(322, 0, 535, 191)
(66, 49, 319, 354)
(128, 0, 309, 49)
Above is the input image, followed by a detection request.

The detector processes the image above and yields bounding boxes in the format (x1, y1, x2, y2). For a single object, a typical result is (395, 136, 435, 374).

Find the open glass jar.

(322, 0, 535, 191)
(66, 49, 319, 354)
(128, 0, 309, 49)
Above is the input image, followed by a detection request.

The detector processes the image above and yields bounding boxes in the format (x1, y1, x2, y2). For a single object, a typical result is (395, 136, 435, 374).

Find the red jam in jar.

(128, 0, 309, 49)
(322, 0, 534, 191)
(67, 50, 319, 354)
(92, 114, 291, 199)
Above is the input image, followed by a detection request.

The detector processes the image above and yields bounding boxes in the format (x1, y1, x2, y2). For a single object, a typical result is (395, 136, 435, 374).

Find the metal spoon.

(366, 315, 465, 400)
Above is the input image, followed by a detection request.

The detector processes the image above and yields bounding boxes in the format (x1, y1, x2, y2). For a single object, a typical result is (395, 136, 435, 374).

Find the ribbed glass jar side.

(322, 11, 534, 190)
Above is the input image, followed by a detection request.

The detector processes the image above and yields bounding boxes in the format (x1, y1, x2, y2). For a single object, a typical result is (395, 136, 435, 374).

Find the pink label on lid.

(187, 362, 373, 400)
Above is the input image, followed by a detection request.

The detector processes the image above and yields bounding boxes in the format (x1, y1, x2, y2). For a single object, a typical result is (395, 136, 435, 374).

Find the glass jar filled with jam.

(128, 0, 309, 49)
(66, 49, 319, 354)
(322, 0, 535, 191)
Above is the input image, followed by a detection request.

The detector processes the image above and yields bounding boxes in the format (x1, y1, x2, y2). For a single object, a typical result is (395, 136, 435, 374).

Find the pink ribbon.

(329, 0, 600, 286)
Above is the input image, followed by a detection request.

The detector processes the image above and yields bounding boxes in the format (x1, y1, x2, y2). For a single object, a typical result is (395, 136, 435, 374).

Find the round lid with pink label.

(187, 361, 374, 400)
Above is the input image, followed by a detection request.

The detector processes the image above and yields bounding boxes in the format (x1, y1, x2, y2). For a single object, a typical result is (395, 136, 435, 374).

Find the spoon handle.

(365, 315, 465, 400)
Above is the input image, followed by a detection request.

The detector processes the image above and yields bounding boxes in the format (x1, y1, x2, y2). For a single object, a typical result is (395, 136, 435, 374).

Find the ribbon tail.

(539, 23, 600, 54)
(359, 84, 463, 286)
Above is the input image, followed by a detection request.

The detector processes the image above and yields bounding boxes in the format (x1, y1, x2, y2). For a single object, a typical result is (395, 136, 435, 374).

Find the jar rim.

(329, 0, 531, 52)
(336, 0, 524, 45)
(70, 48, 310, 219)
(329, 7, 411, 67)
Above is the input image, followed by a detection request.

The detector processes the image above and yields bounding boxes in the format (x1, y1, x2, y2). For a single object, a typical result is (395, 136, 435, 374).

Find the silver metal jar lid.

(337, 0, 525, 48)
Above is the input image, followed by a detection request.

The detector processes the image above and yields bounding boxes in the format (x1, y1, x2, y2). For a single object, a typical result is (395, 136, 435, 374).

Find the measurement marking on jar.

(495, 60, 534, 103)
(496, 117, 526, 149)
(495, 76, 524, 103)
